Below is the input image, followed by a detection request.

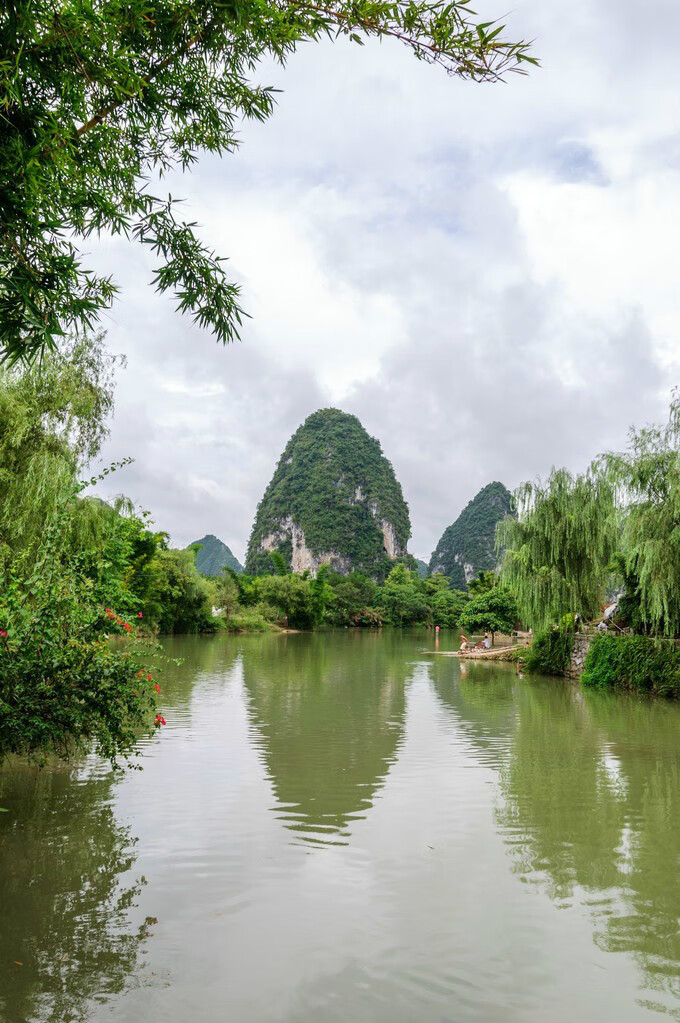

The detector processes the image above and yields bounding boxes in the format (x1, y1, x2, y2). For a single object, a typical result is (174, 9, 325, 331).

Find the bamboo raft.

(430, 644, 527, 661)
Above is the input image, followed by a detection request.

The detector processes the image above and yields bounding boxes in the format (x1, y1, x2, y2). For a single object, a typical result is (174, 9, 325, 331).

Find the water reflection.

(0, 762, 151, 1023)
(240, 631, 410, 845)
(433, 663, 680, 1017)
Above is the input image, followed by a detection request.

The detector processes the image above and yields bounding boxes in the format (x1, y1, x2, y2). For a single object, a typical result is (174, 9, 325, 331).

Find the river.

(1, 630, 680, 1022)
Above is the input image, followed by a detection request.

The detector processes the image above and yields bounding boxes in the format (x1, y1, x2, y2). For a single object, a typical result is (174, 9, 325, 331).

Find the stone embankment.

(565, 632, 594, 677)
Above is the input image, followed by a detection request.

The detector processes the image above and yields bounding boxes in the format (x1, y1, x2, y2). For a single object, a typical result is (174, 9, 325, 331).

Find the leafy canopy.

(458, 586, 517, 638)
(597, 393, 680, 637)
(500, 394, 680, 637)
(499, 469, 617, 633)
(1, 0, 535, 364)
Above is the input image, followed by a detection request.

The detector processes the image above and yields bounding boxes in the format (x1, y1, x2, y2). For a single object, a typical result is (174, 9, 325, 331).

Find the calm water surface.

(2, 630, 680, 1022)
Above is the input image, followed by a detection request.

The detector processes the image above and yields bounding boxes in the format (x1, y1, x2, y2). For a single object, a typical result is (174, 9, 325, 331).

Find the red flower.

(155, 714, 166, 726)
(123, 622, 132, 632)
(0, 630, 7, 638)
(154, 683, 160, 693)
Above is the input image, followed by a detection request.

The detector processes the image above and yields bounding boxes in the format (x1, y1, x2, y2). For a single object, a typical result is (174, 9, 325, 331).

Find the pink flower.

(0, 630, 7, 638)
(138, 612, 143, 618)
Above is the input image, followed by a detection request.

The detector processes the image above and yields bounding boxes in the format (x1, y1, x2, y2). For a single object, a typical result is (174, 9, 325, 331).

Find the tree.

(375, 563, 429, 626)
(430, 587, 467, 627)
(468, 569, 497, 595)
(457, 587, 517, 644)
(498, 469, 617, 633)
(598, 393, 680, 637)
(215, 568, 241, 622)
(1, 0, 536, 365)
(256, 573, 315, 629)
(0, 332, 116, 559)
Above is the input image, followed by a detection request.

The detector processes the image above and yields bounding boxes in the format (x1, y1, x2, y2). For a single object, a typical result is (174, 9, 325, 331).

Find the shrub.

(524, 613, 576, 675)
(582, 634, 680, 697)
(0, 562, 161, 764)
(224, 607, 277, 633)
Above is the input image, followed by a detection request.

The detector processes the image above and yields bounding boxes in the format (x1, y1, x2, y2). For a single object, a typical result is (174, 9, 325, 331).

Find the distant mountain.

(414, 558, 429, 579)
(188, 535, 243, 576)
(429, 482, 513, 589)
(245, 408, 410, 579)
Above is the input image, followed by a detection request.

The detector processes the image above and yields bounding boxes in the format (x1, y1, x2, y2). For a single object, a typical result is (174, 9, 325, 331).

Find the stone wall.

(566, 632, 594, 677)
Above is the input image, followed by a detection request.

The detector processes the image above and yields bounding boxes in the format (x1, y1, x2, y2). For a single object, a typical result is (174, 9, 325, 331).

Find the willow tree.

(598, 393, 680, 636)
(0, 331, 117, 563)
(1, 0, 536, 365)
(498, 469, 618, 633)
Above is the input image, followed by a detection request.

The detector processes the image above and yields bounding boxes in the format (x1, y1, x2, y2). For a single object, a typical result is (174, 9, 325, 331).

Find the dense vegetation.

(504, 396, 680, 692)
(429, 482, 513, 589)
(0, 0, 535, 365)
(458, 585, 518, 644)
(221, 560, 473, 631)
(0, 334, 230, 762)
(245, 409, 411, 579)
(582, 635, 680, 698)
(188, 535, 243, 577)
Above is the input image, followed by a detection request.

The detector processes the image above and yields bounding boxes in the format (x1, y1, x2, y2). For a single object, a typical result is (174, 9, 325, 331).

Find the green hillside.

(188, 534, 243, 576)
(429, 482, 513, 589)
(245, 408, 411, 579)
(414, 558, 429, 579)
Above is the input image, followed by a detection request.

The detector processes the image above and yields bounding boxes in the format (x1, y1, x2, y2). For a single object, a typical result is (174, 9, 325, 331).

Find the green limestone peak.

(245, 408, 411, 578)
(429, 481, 513, 588)
(188, 534, 243, 576)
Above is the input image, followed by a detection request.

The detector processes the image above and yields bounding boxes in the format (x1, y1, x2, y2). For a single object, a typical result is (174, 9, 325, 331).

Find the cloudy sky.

(90, 0, 680, 564)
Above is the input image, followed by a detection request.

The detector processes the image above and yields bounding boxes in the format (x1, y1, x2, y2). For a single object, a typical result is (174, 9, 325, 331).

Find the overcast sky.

(90, 0, 680, 563)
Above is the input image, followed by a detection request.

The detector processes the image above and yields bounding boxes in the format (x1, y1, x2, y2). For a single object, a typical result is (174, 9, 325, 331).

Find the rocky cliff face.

(245, 409, 411, 579)
(429, 481, 513, 589)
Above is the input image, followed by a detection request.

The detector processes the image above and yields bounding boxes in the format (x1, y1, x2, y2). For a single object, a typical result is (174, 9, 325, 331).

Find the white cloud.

(89, 0, 679, 563)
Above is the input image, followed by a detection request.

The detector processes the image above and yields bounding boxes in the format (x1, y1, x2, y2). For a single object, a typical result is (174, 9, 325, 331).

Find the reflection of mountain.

(432, 664, 680, 1011)
(0, 763, 151, 1023)
(241, 632, 410, 844)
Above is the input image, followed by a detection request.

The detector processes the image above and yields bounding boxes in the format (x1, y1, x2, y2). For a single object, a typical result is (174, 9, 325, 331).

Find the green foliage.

(430, 587, 468, 627)
(188, 534, 242, 576)
(598, 394, 680, 637)
(223, 606, 277, 633)
(524, 614, 576, 676)
(149, 549, 217, 634)
(255, 573, 317, 629)
(326, 571, 378, 626)
(458, 586, 517, 640)
(430, 481, 513, 588)
(0, 332, 116, 561)
(414, 558, 429, 579)
(1, 0, 535, 365)
(245, 408, 411, 579)
(71, 496, 167, 620)
(499, 469, 617, 633)
(375, 564, 429, 627)
(501, 394, 680, 640)
(269, 551, 288, 576)
(582, 635, 680, 698)
(468, 569, 497, 595)
(0, 488, 162, 764)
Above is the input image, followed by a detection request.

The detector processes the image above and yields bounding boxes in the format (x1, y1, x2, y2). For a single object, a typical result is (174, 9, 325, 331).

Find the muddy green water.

(2, 630, 680, 1023)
